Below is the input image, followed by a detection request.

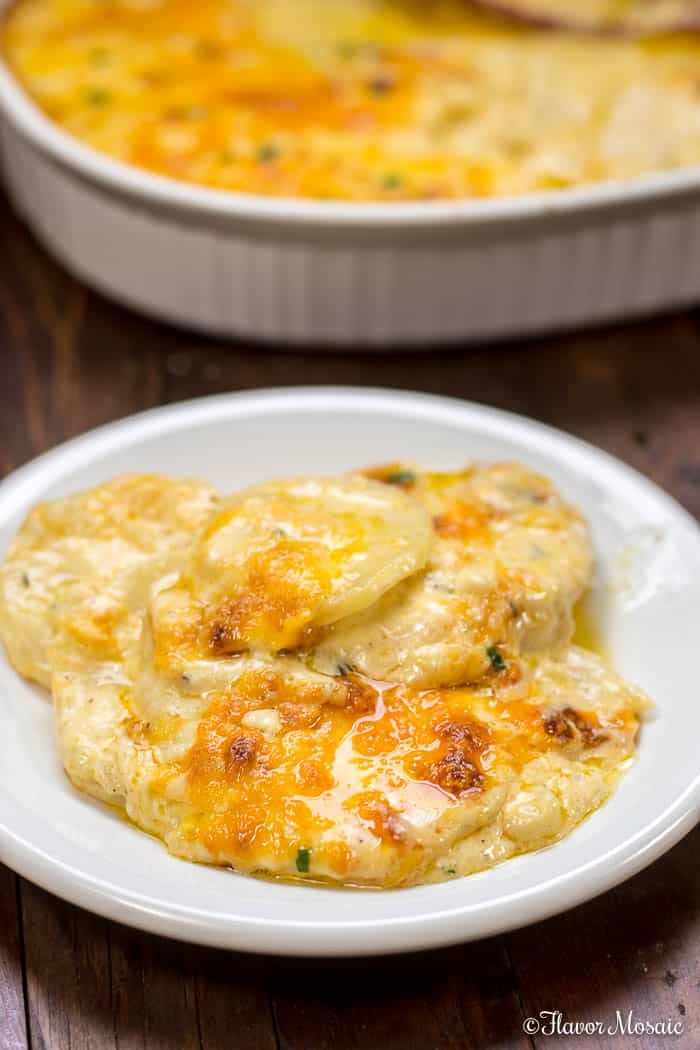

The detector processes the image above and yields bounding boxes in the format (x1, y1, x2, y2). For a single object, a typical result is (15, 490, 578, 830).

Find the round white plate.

(0, 387, 698, 957)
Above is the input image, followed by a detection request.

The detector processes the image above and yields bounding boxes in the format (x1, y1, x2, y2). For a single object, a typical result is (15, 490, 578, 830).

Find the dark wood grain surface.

(0, 186, 698, 1050)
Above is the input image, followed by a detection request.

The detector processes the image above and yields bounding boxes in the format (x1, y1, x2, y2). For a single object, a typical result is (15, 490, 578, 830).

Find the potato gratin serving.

(4, 0, 700, 201)
(0, 465, 649, 888)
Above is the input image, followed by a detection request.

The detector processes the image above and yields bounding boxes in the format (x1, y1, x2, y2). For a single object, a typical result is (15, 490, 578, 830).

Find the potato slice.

(473, 0, 700, 34)
(116, 646, 644, 887)
(0, 475, 218, 687)
(309, 464, 592, 687)
(152, 475, 433, 661)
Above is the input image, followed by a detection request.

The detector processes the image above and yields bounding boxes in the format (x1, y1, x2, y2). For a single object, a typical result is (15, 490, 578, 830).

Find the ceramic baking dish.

(3, 14, 700, 346)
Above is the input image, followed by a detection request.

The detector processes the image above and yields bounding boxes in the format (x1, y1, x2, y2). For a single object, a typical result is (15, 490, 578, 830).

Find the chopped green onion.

(85, 88, 110, 106)
(296, 847, 311, 873)
(257, 143, 280, 163)
(487, 646, 506, 672)
(382, 173, 403, 190)
(385, 470, 415, 486)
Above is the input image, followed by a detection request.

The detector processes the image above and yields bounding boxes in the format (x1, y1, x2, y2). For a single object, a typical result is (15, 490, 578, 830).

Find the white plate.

(0, 387, 698, 957)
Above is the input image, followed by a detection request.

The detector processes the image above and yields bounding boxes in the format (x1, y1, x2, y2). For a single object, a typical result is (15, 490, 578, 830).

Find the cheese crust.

(4, 0, 700, 201)
(150, 475, 433, 665)
(0, 466, 648, 888)
(0, 474, 218, 687)
(311, 463, 592, 686)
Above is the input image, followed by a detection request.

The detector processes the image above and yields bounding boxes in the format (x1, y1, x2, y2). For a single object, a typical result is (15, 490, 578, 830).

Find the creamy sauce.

(4, 0, 700, 201)
(572, 598, 606, 658)
(0, 466, 649, 888)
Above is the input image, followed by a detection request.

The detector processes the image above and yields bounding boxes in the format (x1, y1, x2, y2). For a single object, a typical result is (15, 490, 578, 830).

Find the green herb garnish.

(85, 88, 110, 106)
(296, 847, 311, 873)
(382, 173, 403, 190)
(257, 143, 280, 163)
(385, 469, 415, 486)
(487, 646, 506, 672)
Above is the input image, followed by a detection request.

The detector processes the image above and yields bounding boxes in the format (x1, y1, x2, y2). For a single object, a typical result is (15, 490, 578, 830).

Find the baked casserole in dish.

(2, 0, 700, 342)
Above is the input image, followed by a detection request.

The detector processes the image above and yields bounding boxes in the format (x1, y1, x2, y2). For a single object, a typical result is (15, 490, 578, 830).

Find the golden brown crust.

(543, 706, 610, 749)
(0, 465, 648, 888)
(6, 0, 700, 202)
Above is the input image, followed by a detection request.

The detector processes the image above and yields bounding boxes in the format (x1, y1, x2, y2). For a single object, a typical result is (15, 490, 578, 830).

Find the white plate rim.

(0, 386, 698, 957)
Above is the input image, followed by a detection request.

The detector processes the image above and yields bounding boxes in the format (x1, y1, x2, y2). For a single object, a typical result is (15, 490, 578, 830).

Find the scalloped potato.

(0, 465, 648, 887)
(4, 0, 700, 201)
(162, 474, 433, 659)
(0, 474, 218, 687)
(311, 463, 592, 687)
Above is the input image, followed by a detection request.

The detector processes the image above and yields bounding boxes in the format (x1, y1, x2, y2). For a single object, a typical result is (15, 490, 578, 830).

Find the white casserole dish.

(2, 10, 700, 346)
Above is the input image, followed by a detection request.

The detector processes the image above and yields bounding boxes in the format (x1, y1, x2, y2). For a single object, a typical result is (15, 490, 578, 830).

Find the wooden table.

(1, 186, 698, 1050)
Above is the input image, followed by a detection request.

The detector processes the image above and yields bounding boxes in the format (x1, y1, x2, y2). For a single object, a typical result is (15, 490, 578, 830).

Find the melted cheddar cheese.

(0, 465, 649, 887)
(146, 475, 432, 673)
(4, 0, 700, 201)
(0, 474, 218, 687)
(311, 463, 591, 686)
(98, 646, 645, 885)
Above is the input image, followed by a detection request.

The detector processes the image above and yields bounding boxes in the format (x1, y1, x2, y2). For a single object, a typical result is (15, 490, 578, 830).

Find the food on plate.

(4, 0, 700, 202)
(0, 465, 649, 887)
(311, 463, 592, 687)
(56, 642, 645, 885)
(0, 474, 217, 687)
(151, 475, 433, 660)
